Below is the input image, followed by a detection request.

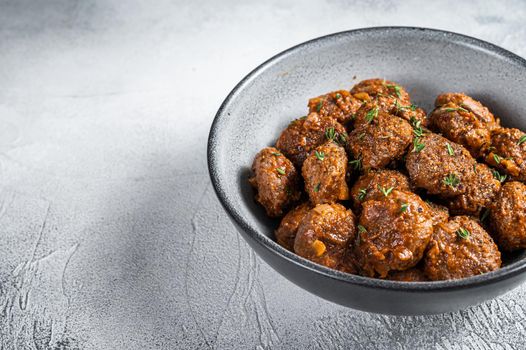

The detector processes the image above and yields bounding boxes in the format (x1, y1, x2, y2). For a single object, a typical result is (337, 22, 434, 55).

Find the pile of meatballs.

(249, 78, 526, 281)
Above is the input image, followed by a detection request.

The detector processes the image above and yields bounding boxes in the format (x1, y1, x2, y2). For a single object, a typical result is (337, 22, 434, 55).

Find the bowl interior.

(210, 27, 526, 277)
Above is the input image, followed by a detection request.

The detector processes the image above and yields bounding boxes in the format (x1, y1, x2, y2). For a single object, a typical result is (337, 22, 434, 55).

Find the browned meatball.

(350, 169, 411, 211)
(484, 127, 526, 181)
(294, 203, 356, 269)
(429, 102, 491, 158)
(302, 142, 349, 205)
(351, 78, 427, 126)
(490, 181, 526, 252)
(424, 216, 501, 280)
(275, 112, 347, 168)
(348, 106, 413, 170)
(446, 163, 501, 216)
(308, 90, 363, 125)
(426, 201, 450, 225)
(386, 267, 428, 282)
(274, 202, 312, 251)
(405, 133, 475, 198)
(249, 147, 301, 217)
(354, 190, 434, 277)
(435, 93, 499, 130)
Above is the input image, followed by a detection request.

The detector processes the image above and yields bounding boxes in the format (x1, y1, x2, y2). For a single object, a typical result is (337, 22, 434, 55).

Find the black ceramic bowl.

(208, 27, 526, 315)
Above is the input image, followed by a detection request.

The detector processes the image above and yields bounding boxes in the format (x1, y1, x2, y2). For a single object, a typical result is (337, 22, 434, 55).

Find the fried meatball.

(276, 112, 347, 168)
(308, 90, 363, 125)
(302, 142, 349, 205)
(435, 93, 499, 130)
(348, 106, 413, 170)
(490, 181, 526, 252)
(386, 267, 428, 282)
(429, 102, 491, 158)
(446, 163, 501, 216)
(350, 169, 412, 211)
(351, 78, 427, 126)
(424, 216, 501, 280)
(484, 127, 526, 181)
(405, 133, 475, 198)
(354, 190, 434, 277)
(275, 202, 312, 251)
(426, 201, 450, 225)
(249, 147, 301, 217)
(294, 203, 356, 269)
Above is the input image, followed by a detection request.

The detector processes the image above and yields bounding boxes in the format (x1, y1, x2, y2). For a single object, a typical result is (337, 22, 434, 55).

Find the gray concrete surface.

(1, 0, 526, 349)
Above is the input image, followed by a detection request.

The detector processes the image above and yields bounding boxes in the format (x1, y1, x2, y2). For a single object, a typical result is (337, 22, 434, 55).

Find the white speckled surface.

(1, 0, 526, 349)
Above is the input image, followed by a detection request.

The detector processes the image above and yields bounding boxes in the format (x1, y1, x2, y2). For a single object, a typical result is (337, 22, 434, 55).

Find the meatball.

(276, 112, 347, 168)
(294, 203, 356, 269)
(424, 216, 501, 280)
(484, 127, 526, 181)
(354, 190, 434, 277)
(275, 202, 312, 251)
(490, 181, 526, 252)
(348, 106, 413, 170)
(405, 133, 476, 198)
(308, 90, 363, 125)
(446, 163, 501, 216)
(302, 142, 349, 205)
(435, 93, 499, 130)
(350, 169, 412, 211)
(386, 267, 428, 282)
(429, 102, 491, 158)
(351, 78, 427, 126)
(249, 147, 301, 217)
(426, 201, 450, 225)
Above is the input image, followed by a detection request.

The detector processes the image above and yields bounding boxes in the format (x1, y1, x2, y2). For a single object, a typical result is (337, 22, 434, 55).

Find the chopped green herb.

(357, 225, 367, 233)
(272, 152, 282, 157)
(446, 143, 455, 156)
(365, 107, 378, 123)
(358, 188, 367, 201)
(480, 208, 490, 223)
(456, 227, 471, 240)
(443, 173, 460, 188)
(412, 137, 426, 153)
(338, 132, 348, 145)
(276, 167, 286, 175)
(473, 164, 478, 174)
(285, 186, 292, 196)
(349, 157, 362, 171)
(325, 127, 336, 140)
(410, 104, 417, 111)
(335, 93, 342, 99)
(399, 202, 409, 213)
(314, 183, 321, 192)
(357, 132, 366, 140)
(386, 84, 402, 98)
(518, 135, 526, 146)
(413, 125, 424, 138)
(444, 107, 469, 113)
(315, 150, 325, 161)
(378, 185, 394, 197)
(316, 101, 323, 112)
(491, 169, 507, 183)
(493, 154, 503, 164)
(299, 115, 307, 120)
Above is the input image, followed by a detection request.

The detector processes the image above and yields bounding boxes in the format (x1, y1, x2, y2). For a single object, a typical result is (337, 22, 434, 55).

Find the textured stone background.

(1, 0, 526, 349)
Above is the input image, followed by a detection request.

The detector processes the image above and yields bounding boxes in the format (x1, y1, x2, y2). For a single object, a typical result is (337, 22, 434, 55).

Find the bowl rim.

(208, 26, 526, 292)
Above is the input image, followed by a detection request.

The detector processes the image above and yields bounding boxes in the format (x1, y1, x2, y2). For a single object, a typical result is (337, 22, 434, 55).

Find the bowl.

(207, 27, 526, 315)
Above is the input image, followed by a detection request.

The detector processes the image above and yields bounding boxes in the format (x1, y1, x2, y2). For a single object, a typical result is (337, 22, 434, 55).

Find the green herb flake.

(412, 137, 426, 153)
(358, 188, 367, 201)
(446, 143, 455, 156)
(357, 132, 366, 140)
(299, 115, 307, 120)
(386, 84, 402, 98)
(378, 185, 394, 197)
(314, 183, 321, 192)
(315, 150, 325, 161)
(491, 169, 507, 183)
(443, 173, 460, 188)
(349, 158, 362, 171)
(325, 127, 336, 141)
(518, 135, 526, 146)
(444, 107, 469, 113)
(365, 107, 378, 123)
(456, 227, 471, 240)
(316, 101, 323, 112)
(480, 208, 490, 223)
(272, 152, 282, 157)
(400, 202, 409, 214)
(335, 93, 342, 99)
(493, 153, 503, 164)
(276, 167, 286, 175)
(473, 164, 478, 174)
(357, 225, 367, 233)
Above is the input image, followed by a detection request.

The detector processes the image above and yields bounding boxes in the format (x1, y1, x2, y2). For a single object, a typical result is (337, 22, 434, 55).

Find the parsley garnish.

(518, 135, 526, 146)
(412, 137, 425, 153)
(446, 143, 455, 156)
(400, 202, 409, 213)
(480, 208, 490, 223)
(443, 173, 460, 188)
(335, 93, 342, 99)
(491, 169, 507, 183)
(272, 152, 282, 157)
(357, 225, 367, 233)
(386, 84, 402, 98)
(315, 151, 325, 161)
(357, 132, 366, 140)
(444, 107, 469, 113)
(456, 227, 470, 240)
(365, 107, 378, 123)
(493, 154, 503, 164)
(473, 164, 478, 174)
(276, 167, 286, 175)
(378, 185, 394, 197)
(349, 157, 362, 171)
(358, 188, 367, 201)
(314, 183, 321, 192)
(316, 101, 323, 112)
(325, 127, 336, 140)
